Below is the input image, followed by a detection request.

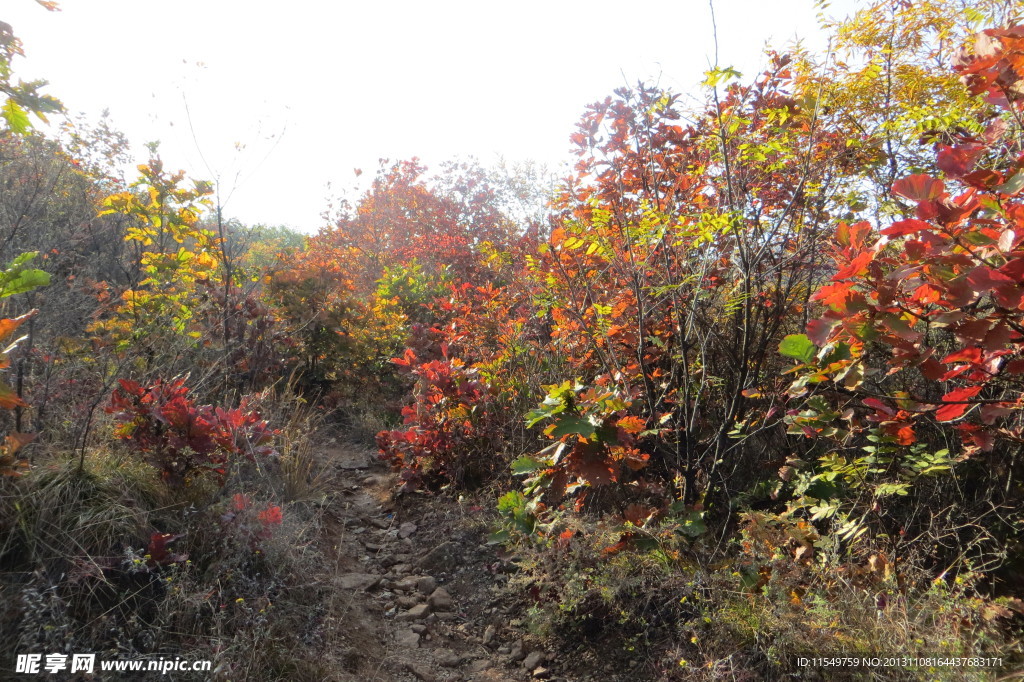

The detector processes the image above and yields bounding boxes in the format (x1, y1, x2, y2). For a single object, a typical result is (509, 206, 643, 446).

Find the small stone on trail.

(419, 541, 460, 569)
(482, 624, 496, 646)
(415, 575, 438, 594)
(396, 629, 420, 648)
(533, 666, 552, 679)
(435, 650, 461, 668)
(397, 603, 431, 621)
(381, 553, 410, 568)
(394, 575, 420, 592)
(335, 573, 382, 591)
(398, 521, 418, 538)
(369, 517, 391, 530)
(402, 662, 435, 681)
(427, 587, 453, 611)
(466, 659, 491, 673)
(522, 651, 545, 670)
(411, 623, 427, 634)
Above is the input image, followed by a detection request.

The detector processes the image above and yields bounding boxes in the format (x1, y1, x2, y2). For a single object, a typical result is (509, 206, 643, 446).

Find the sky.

(6, 0, 859, 232)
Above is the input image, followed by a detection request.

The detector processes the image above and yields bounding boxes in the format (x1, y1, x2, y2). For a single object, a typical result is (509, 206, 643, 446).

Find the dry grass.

(0, 404, 362, 681)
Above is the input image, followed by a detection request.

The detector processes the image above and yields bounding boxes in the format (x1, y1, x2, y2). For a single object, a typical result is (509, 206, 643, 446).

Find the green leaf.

(779, 334, 817, 364)
(0, 268, 49, 298)
(511, 456, 545, 475)
(2, 99, 30, 134)
(0, 252, 50, 298)
(497, 491, 527, 516)
(997, 171, 1024, 196)
(676, 511, 707, 538)
(486, 530, 512, 545)
(547, 415, 596, 439)
(703, 66, 743, 88)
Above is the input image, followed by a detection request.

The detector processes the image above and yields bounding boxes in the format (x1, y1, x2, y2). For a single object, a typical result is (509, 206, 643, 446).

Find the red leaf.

(836, 221, 873, 249)
(959, 424, 995, 451)
(966, 266, 1015, 293)
(893, 174, 945, 202)
(920, 357, 946, 380)
(572, 455, 617, 486)
(936, 144, 983, 177)
(941, 347, 982, 365)
(980, 403, 1013, 424)
(0, 382, 26, 409)
(806, 317, 839, 345)
(999, 257, 1024, 281)
(623, 503, 655, 526)
(864, 397, 895, 416)
(880, 219, 932, 237)
(934, 385, 984, 422)
(962, 169, 1001, 190)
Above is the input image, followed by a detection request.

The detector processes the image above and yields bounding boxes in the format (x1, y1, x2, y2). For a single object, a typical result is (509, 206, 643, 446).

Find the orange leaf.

(616, 415, 646, 435)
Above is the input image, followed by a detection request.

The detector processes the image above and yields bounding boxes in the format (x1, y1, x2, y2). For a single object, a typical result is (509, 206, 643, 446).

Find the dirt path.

(314, 444, 556, 682)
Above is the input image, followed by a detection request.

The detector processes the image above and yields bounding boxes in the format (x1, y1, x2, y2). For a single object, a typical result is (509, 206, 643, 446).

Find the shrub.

(106, 377, 277, 486)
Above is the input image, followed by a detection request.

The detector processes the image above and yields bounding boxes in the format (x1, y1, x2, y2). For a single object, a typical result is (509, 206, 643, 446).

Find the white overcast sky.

(6, 0, 858, 232)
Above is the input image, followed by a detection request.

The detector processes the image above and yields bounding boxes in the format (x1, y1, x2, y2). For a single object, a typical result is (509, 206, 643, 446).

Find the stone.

(522, 651, 545, 670)
(403, 663, 435, 682)
(411, 624, 428, 634)
(435, 650, 461, 668)
(394, 576, 421, 592)
(415, 575, 438, 594)
(380, 554, 410, 568)
(335, 573, 382, 591)
(397, 595, 419, 609)
(398, 521, 418, 538)
(369, 517, 391, 530)
(396, 629, 420, 648)
(509, 640, 525, 662)
(397, 603, 431, 621)
(434, 611, 457, 621)
(427, 587, 453, 611)
(419, 541, 460, 570)
(466, 660, 491, 674)
(532, 667, 551, 679)
(482, 624, 496, 646)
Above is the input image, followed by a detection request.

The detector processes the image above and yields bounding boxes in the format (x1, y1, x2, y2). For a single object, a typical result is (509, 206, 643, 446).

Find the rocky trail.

(313, 443, 561, 682)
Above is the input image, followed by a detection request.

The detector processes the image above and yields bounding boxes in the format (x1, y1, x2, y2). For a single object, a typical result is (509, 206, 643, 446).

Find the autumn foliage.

(107, 377, 277, 486)
(3, 1, 1024, 675)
